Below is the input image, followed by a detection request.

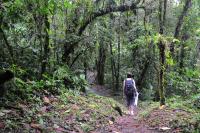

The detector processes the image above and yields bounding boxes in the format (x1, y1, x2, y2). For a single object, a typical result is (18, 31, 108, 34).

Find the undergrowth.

(0, 89, 124, 132)
(0, 66, 125, 132)
(138, 95, 200, 133)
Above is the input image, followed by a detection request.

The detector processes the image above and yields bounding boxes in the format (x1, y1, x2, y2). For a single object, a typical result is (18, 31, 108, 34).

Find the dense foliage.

(0, 0, 200, 132)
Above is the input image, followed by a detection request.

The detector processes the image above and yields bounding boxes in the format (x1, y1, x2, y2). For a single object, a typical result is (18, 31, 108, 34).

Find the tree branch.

(63, 2, 144, 64)
(78, 3, 144, 35)
(174, 0, 192, 39)
(70, 45, 90, 68)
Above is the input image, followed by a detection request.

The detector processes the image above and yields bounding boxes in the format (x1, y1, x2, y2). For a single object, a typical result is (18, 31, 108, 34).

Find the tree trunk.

(179, 33, 189, 73)
(0, 16, 14, 63)
(158, 42, 166, 106)
(84, 61, 87, 80)
(158, 0, 167, 106)
(52, 13, 58, 69)
(109, 37, 116, 90)
(115, 20, 121, 91)
(136, 8, 152, 91)
(97, 42, 106, 85)
(41, 14, 50, 76)
(0, 23, 14, 63)
(109, 14, 116, 90)
(170, 0, 192, 56)
(136, 56, 151, 90)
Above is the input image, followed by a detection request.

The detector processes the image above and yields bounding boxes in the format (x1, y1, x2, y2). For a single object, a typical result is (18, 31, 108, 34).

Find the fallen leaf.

(159, 105, 166, 109)
(64, 109, 71, 113)
(96, 124, 100, 128)
(30, 123, 42, 129)
(160, 127, 171, 130)
(43, 97, 50, 104)
(108, 120, 114, 125)
(53, 124, 59, 129)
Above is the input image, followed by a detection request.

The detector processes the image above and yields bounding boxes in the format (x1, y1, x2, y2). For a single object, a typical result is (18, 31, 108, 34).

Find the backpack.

(124, 79, 136, 97)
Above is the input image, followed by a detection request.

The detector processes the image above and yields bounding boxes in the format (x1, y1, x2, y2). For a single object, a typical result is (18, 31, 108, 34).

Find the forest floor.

(0, 84, 199, 132)
(0, 87, 125, 133)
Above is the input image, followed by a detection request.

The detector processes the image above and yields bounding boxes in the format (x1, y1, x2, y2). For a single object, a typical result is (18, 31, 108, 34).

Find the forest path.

(89, 85, 160, 133)
(94, 109, 159, 133)
(104, 115, 158, 133)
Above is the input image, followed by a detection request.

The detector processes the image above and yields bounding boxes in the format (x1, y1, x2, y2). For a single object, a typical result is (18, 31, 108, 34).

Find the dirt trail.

(94, 108, 159, 133)
(107, 116, 158, 133)
(86, 72, 162, 133)
(89, 85, 160, 133)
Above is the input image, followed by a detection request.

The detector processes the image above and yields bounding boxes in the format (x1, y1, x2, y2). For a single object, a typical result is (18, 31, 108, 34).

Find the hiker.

(123, 73, 139, 115)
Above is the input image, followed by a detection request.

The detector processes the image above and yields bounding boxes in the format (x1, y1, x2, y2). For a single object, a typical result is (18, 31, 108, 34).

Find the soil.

(89, 85, 162, 133)
(94, 111, 160, 133)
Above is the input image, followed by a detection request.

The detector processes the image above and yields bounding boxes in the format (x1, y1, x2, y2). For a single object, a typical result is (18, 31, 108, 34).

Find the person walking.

(123, 73, 139, 115)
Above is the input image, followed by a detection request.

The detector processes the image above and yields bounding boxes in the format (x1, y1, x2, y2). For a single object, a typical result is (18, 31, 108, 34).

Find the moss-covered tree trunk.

(97, 42, 106, 85)
(179, 33, 190, 73)
(41, 13, 50, 77)
(159, 42, 166, 105)
(158, 0, 167, 106)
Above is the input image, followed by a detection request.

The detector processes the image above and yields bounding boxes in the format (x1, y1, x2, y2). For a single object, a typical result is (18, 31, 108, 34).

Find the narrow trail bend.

(88, 84, 160, 133)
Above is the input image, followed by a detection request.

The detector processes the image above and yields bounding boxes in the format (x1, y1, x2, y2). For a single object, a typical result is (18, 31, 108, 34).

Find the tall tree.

(115, 14, 121, 91)
(170, 0, 192, 56)
(158, 0, 167, 106)
(41, 8, 50, 77)
(96, 40, 107, 85)
(109, 14, 116, 90)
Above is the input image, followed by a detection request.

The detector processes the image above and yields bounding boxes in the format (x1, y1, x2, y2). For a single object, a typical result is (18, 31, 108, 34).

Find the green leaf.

(14, 0, 23, 7)
(153, 33, 161, 44)
(166, 58, 174, 66)
(165, 51, 174, 66)
(64, 0, 73, 8)
(172, 38, 180, 43)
